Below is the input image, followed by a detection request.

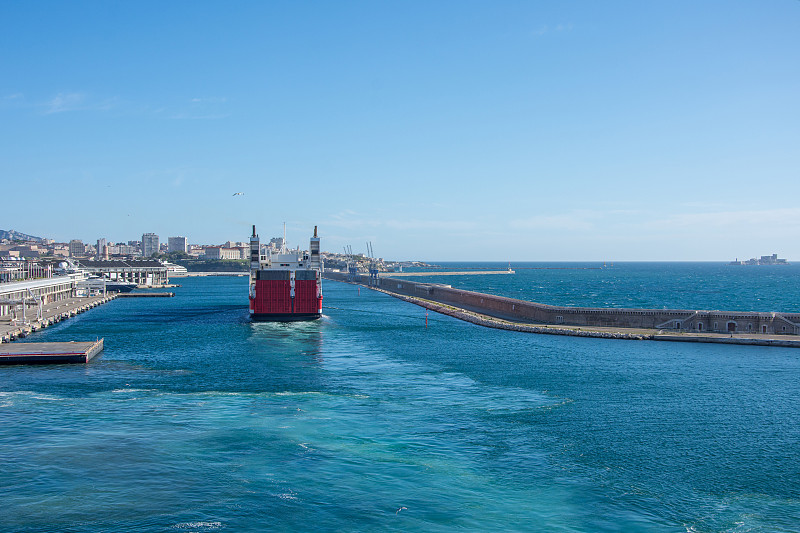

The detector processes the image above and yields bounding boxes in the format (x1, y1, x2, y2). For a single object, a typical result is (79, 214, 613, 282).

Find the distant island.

(729, 254, 789, 266)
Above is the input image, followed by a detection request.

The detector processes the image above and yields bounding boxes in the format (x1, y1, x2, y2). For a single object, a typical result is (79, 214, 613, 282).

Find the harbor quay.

(0, 268, 114, 344)
(115, 292, 174, 298)
(173, 272, 248, 277)
(378, 270, 514, 277)
(324, 272, 800, 347)
(0, 258, 178, 345)
(0, 294, 115, 343)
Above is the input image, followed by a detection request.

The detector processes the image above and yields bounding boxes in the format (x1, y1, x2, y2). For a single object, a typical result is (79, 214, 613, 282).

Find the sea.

(1, 263, 799, 532)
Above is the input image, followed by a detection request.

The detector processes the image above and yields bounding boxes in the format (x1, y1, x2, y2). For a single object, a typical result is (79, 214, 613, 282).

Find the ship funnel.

(250, 224, 260, 270)
(309, 226, 321, 271)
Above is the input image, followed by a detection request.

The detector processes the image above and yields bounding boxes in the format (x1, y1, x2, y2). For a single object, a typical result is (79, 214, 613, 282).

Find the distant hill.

(0, 229, 44, 242)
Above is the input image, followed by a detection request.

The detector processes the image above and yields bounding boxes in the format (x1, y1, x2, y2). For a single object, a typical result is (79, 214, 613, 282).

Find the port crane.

(366, 241, 380, 287)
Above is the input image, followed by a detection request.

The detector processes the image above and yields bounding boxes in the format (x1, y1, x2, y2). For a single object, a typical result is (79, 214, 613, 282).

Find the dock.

(0, 338, 104, 365)
(1, 294, 116, 343)
(174, 272, 247, 277)
(115, 292, 174, 298)
(379, 289, 800, 348)
(324, 271, 800, 348)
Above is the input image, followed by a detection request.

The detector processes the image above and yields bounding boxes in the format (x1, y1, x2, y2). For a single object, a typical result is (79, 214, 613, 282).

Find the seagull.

(232, 192, 244, 196)
(396, 507, 407, 515)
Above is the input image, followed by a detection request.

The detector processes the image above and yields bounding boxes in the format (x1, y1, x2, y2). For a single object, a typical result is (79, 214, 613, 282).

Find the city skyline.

(2, 227, 794, 266)
(2, 2, 799, 261)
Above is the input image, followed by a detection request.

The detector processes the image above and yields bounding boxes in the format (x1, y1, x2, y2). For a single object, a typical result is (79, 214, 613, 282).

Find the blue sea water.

(1, 265, 799, 532)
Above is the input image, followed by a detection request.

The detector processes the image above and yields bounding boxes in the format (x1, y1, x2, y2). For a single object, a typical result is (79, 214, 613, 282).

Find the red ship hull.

(249, 276, 322, 321)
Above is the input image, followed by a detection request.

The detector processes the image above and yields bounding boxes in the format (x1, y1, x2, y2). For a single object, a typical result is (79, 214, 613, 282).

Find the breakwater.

(115, 292, 175, 298)
(378, 270, 514, 277)
(324, 271, 800, 344)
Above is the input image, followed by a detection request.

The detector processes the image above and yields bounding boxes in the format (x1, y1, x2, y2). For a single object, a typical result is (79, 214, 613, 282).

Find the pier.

(324, 272, 800, 348)
(115, 292, 174, 298)
(174, 272, 247, 277)
(0, 294, 115, 343)
(0, 339, 104, 365)
(378, 270, 514, 277)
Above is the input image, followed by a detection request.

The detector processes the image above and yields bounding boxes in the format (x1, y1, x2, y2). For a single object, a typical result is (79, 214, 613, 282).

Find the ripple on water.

(172, 522, 223, 531)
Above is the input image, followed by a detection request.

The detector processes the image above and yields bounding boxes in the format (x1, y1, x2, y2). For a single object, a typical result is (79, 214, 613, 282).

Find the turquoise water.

(2, 267, 799, 532)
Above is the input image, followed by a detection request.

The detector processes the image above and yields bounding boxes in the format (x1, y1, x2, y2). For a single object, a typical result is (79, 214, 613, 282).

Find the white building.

(0, 270, 85, 321)
(204, 247, 244, 260)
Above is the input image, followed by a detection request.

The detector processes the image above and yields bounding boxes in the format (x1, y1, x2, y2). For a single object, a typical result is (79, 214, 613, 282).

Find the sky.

(2, 1, 799, 261)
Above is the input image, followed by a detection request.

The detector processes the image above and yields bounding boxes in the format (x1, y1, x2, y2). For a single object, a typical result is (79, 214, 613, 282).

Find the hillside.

(0, 229, 43, 242)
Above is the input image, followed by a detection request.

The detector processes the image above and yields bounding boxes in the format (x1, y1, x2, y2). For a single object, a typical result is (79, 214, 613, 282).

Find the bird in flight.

(232, 192, 244, 196)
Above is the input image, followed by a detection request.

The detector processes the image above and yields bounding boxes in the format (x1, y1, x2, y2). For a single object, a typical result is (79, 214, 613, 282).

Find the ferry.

(248, 225, 322, 321)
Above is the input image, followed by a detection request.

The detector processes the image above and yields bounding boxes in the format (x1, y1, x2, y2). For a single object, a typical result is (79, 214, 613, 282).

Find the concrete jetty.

(115, 292, 174, 298)
(324, 272, 800, 348)
(0, 339, 104, 365)
(175, 272, 247, 277)
(386, 292, 800, 348)
(378, 270, 514, 277)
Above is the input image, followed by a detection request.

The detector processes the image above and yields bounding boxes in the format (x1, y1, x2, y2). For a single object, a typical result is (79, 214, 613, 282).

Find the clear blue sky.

(2, 1, 798, 261)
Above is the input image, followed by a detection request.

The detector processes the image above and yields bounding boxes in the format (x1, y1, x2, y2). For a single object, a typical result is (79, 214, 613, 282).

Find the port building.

(1, 266, 85, 321)
(75, 259, 168, 285)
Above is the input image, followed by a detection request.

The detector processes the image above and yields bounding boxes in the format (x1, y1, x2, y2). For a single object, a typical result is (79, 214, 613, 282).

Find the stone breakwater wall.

(385, 290, 653, 341)
(324, 272, 800, 336)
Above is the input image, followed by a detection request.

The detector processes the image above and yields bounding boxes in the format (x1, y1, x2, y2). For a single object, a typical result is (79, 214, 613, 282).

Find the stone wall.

(323, 271, 800, 335)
